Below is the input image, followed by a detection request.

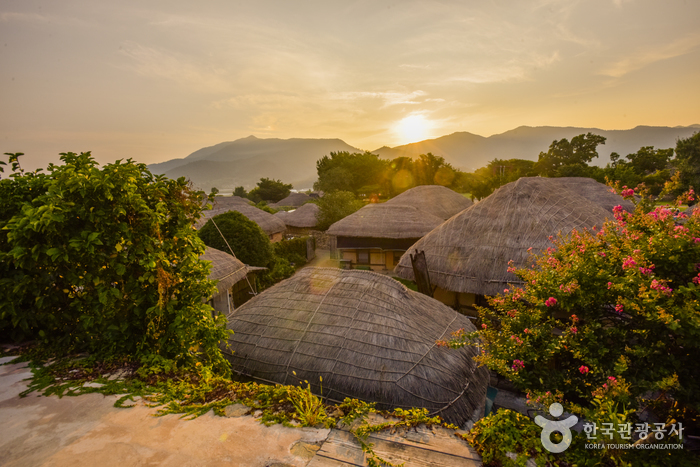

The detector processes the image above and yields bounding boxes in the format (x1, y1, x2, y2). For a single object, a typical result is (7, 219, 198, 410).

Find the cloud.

(330, 90, 428, 108)
(116, 41, 233, 93)
(601, 32, 700, 78)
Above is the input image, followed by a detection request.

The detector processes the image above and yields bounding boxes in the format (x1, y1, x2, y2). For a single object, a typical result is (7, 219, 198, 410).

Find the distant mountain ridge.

(148, 125, 699, 191)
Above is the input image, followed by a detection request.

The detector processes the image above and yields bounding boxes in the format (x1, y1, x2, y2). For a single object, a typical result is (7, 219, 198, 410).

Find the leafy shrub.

(198, 211, 274, 268)
(447, 186, 700, 411)
(273, 236, 312, 266)
(314, 190, 364, 230)
(0, 152, 229, 371)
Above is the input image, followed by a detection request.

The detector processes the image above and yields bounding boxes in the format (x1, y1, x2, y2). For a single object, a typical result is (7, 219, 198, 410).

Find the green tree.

(0, 152, 229, 370)
(314, 152, 388, 195)
(674, 131, 700, 195)
(248, 178, 292, 203)
(313, 191, 364, 230)
(197, 211, 274, 268)
(626, 146, 673, 175)
(233, 186, 248, 198)
(534, 133, 606, 177)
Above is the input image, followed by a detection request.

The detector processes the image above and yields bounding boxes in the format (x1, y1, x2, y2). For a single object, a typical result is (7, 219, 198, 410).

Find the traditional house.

(385, 185, 472, 220)
(394, 177, 612, 315)
(327, 204, 444, 271)
(223, 267, 489, 426)
(200, 246, 257, 316)
(196, 204, 286, 242)
(269, 192, 312, 209)
(274, 202, 320, 236)
(548, 177, 635, 213)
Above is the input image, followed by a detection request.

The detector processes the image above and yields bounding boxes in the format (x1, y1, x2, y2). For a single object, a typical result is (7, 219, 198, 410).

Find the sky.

(1, 0, 699, 170)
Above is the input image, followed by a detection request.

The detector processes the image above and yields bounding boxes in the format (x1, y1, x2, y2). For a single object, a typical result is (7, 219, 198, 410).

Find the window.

(357, 250, 370, 264)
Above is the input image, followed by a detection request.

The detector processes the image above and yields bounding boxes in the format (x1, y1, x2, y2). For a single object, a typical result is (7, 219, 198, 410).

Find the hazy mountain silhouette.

(148, 136, 361, 191)
(373, 125, 700, 171)
(148, 126, 698, 191)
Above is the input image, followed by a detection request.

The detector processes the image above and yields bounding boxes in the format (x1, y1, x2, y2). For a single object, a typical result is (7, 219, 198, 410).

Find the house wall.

(270, 231, 285, 243)
(433, 286, 479, 318)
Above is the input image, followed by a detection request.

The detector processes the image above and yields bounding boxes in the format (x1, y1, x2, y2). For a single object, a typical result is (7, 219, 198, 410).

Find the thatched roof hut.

(196, 204, 286, 240)
(394, 177, 613, 297)
(327, 204, 444, 239)
(274, 202, 319, 229)
(270, 192, 312, 208)
(549, 177, 635, 213)
(223, 267, 488, 425)
(386, 185, 472, 220)
(212, 196, 252, 209)
(200, 246, 248, 297)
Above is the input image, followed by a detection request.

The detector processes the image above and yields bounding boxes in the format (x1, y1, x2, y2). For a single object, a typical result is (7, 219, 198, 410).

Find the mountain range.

(147, 125, 700, 192)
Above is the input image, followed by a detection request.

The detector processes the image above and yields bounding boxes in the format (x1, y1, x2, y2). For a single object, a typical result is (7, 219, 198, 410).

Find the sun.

(395, 115, 431, 144)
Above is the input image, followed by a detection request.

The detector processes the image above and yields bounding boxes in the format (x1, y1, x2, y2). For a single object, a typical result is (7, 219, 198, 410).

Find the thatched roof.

(274, 203, 319, 228)
(327, 204, 445, 239)
(386, 185, 472, 220)
(196, 204, 286, 236)
(270, 192, 312, 208)
(395, 177, 613, 296)
(223, 267, 488, 425)
(212, 196, 252, 209)
(549, 177, 635, 213)
(200, 247, 248, 296)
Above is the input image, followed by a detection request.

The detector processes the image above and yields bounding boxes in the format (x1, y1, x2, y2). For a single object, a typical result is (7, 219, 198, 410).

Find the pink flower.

(598, 252, 606, 257)
(512, 360, 525, 372)
(615, 304, 624, 314)
(523, 328, 530, 334)
(621, 187, 635, 198)
(579, 366, 589, 374)
(608, 376, 617, 383)
(481, 324, 488, 329)
(607, 282, 613, 289)
(545, 297, 557, 307)
(622, 256, 637, 269)
(570, 326, 578, 334)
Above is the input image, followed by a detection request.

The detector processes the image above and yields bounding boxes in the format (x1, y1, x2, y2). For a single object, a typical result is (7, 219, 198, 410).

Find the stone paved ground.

(0, 357, 330, 467)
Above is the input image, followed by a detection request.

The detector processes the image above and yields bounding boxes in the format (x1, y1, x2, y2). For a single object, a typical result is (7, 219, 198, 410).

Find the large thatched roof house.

(269, 192, 312, 208)
(199, 246, 257, 315)
(212, 195, 252, 209)
(327, 204, 445, 271)
(385, 185, 472, 220)
(549, 177, 635, 213)
(274, 202, 320, 235)
(223, 267, 488, 426)
(394, 177, 612, 313)
(196, 204, 286, 242)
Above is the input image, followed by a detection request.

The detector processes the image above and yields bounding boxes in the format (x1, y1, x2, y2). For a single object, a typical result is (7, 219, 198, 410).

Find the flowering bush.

(446, 184, 700, 412)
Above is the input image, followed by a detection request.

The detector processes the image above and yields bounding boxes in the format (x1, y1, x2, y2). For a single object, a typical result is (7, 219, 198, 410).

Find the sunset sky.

(1, 0, 699, 170)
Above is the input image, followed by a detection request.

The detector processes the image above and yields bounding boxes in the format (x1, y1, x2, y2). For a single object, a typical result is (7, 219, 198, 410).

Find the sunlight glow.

(394, 114, 431, 144)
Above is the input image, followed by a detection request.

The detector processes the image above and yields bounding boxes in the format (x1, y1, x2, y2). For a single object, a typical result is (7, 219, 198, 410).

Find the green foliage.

(463, 409, 552, 466)
(465, 159, 537, 200)
(674, 131, 700, 196)
(448, 186, 700, 410)
(233, 186, 247, 198)
(248, 177, 292, 203)
(0, 152, 229, 371)
(313, 191, 365, 230)
(534, 133, 606, 177)
(197, 211, 274, 268)
(273, 236, 311, 266)
(314, 151, 389, 195)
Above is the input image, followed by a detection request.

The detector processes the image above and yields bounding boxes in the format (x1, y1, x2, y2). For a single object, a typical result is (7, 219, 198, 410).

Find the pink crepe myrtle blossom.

(545, 297, 557, 307)
(579, 366, 589, 374)
(620, 187, 635, 198)
(622, 257, 637, 269)
(570, 326, 578, 334)
(512, 360, 525, 372)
